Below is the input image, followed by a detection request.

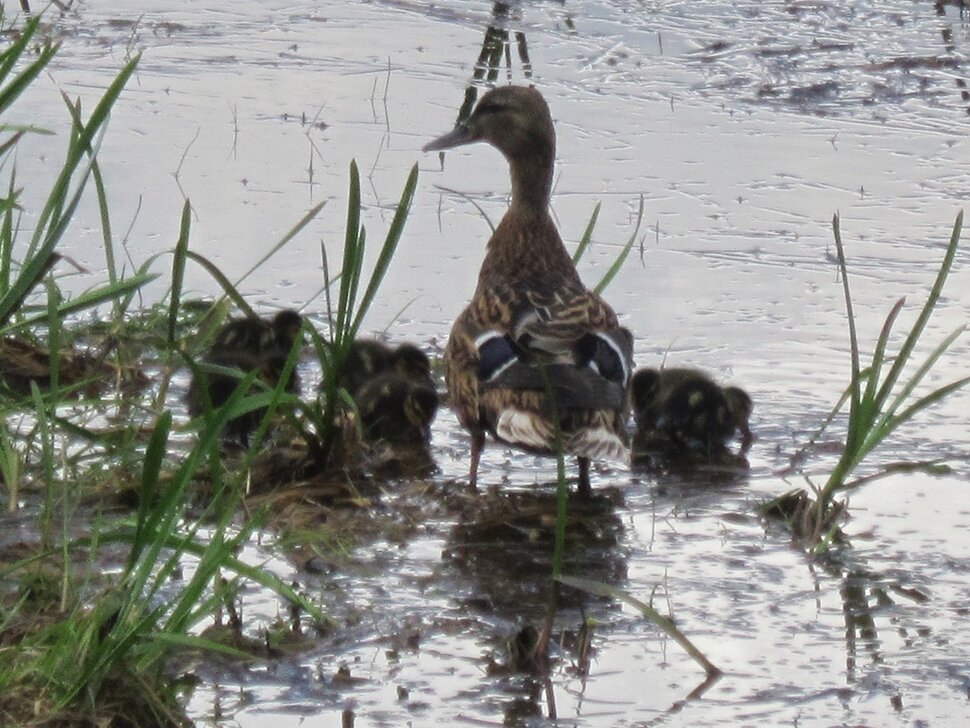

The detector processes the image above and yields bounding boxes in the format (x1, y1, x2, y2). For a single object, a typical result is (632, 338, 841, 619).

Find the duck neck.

(507, 146, 554, 214)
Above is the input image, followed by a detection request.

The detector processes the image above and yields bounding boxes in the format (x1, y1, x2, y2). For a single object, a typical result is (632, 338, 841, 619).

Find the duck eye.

(475, 101, 504, 116)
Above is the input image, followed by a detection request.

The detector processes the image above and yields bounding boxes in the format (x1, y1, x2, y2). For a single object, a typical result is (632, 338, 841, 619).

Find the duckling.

(187, 309, 303, 446)
(631, 367, 753, 457)
(391, 343, 435, 384)
(0, 336, 145, 398)
(340, 340, 438, 445)
(338, 339, 396, 397)
(354, 374, 439, 445)
(424, 85, 633, 498)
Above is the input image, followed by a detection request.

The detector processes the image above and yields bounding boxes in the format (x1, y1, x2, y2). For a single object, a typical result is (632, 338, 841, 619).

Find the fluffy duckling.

(187, 309, 303, 446)
(340, 339, 439, 445)
(424, 85, 633, 498)
(339, 339, 396, 398)
(631, 367, 753, 456)
(354, 375, 439, 445)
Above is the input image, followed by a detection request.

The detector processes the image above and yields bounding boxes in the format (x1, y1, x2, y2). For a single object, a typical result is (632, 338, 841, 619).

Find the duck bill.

(422, 123, 475, 152)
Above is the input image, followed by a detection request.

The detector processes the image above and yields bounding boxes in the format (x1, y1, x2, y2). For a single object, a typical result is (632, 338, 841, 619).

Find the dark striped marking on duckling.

(355, 374, 439, 445)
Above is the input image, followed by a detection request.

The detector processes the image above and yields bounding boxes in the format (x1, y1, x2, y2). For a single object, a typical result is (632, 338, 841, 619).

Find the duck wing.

(445, 281, 632, 460)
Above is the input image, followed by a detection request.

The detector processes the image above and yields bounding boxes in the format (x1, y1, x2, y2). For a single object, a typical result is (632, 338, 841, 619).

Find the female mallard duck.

(631, 366, 753, 456)
(424, 85, 633, 497)
(187, 309, 303, 446)
(341, 340, 439, 445)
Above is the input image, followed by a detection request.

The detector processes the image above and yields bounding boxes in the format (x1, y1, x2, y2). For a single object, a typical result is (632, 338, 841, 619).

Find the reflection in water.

(455, 2, 534, 125)
(443, 488, 627, 615)
(681, 0, 970, 123)
(933, 0, 970, 115)
(813, 552, 932, 702)
(441, 487, 626, 722)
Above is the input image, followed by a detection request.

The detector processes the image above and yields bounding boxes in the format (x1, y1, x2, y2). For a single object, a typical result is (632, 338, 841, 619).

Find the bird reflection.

(452, 2, 535, 129)
(932, 0, 970, 115)
(442, 488, 626, 616)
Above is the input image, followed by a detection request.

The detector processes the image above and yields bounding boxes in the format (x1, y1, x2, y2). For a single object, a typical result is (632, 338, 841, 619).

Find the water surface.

(12, 1, 970, 725)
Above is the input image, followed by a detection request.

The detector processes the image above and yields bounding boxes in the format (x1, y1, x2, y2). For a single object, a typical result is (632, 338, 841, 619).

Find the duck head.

(424, 85, 554, 158)
(424, 86, 556, 209)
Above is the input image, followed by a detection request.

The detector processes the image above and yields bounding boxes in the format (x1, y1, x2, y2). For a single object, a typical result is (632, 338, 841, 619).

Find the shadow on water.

(421, 483, 627, 724)
(810, 550, 937, 714)
(443, 486, 627, 616)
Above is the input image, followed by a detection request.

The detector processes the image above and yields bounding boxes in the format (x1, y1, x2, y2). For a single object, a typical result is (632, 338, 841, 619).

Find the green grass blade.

(873, 211, 962, 407)
(558, 574, 721, 678)
(89, 158, 119, 313)
(126, 410, 172, 574)
(2, 271, 157, 335)
(0, 20, 58, 116)
(870, 324, 965, 439)
(184, 250, 255, 319)
(336, 160, 363, 341)
(0, 55, 139, 327)
(881, 374, 970, 438)
(435, 184, 495, 233)
(168, 200, 191, 345)
(350, 163, 418, 335)
(0, 172, 15, 293)
(44, 277, 62, 393)
(858, 297, 904, 409)
(240, 333, 303, 461)
(571, 201, 600, 264)
(0, 251, 59, 327)
(0, 128, 25, 158)
(832, 213, 862, 432)
(29, 54, 139, 256)
(593, 195, 642, 295)
(231, 199, 327, 290)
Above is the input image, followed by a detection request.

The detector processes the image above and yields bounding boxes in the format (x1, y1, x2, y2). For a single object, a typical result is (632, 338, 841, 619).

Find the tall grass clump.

(0, 14, 328, 725)
(176, 159, 417, 475)
(0, 15, 154, 484)
(302, 159, 418, 469)
(0, 406, 327, 726)
(770, 212, 968, 550)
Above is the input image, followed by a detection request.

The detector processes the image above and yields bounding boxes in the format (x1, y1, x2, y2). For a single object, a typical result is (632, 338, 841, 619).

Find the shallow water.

(12, 0, 970, 725)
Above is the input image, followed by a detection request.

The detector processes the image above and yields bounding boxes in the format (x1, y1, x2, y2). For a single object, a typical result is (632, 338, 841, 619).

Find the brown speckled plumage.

(340, 339, 439, 445)
(425, 86, 633, 497)
(631, 367, 753, 457)
(186, 309, 302, 447)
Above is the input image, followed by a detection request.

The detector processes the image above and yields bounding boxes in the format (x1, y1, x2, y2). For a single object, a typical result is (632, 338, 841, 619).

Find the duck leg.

(577, 456, 591, 499)
(468, 429, 486, 491)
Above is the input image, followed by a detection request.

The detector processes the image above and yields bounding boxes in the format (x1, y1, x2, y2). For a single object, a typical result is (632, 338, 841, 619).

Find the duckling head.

(271, 310, 303, 349)
(723, 386, 753, 426)
(630, 367, 662, 422)
(392, 343, 432, 383)
(405, 385, 439, 431)
(423, 85, 555, 166)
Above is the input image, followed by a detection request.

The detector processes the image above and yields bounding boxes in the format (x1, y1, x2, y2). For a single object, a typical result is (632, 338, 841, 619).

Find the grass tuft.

(766, 212, 967, 550)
